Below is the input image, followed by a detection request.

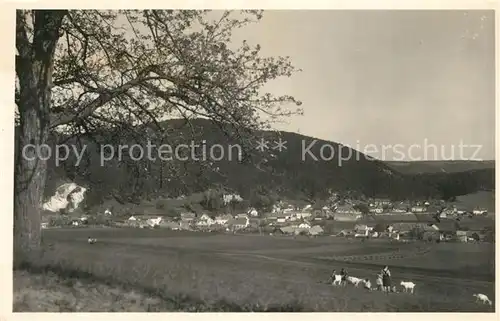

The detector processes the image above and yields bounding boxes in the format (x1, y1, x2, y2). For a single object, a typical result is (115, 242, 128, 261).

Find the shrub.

(165, 208, 180, 218)
(48, 215, 72, 227)
(86, 215, 112, 227)
(156, 201, 166, 210)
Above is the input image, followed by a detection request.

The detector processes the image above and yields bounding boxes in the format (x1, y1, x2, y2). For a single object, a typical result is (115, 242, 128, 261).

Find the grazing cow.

(346, 276, 363, 287)
(473, 293, 492, 305)
(400, 281, 416, 294)
(362, 278, 372, 290)
(329, 270, 343, 286)
(331, 274, 343, 286)
(87, 237, 97, 244)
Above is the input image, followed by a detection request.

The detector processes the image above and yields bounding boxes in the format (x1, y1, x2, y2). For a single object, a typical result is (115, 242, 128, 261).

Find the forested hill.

(386, 160, 495, 174)
(15, 118, 494, 206)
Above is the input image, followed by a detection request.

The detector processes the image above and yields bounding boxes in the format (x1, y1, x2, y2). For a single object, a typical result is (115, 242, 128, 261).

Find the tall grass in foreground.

(14, 264, 305, 312)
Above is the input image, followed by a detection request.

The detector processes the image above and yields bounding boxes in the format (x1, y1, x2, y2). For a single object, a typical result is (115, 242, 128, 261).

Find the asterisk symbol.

(273, 138, 287, 152)
(255, 138, 269, 152)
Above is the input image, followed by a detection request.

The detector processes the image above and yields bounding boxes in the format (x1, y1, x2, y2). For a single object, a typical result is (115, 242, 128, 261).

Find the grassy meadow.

(13, 227, 495, 312)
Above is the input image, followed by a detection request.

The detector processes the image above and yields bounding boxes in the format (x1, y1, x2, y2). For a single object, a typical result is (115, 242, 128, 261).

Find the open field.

(14, 228, 495, 312)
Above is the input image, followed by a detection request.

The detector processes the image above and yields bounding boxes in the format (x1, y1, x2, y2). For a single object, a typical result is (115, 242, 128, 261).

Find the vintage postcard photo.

(10, 6, 496, 313)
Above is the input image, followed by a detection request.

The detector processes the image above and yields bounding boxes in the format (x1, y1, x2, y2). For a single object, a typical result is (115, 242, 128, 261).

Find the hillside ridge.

(14, 118, 494, 206)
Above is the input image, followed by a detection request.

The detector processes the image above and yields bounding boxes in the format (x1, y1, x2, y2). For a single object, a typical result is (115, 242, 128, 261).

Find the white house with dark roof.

(411, 206, 426, 213)
(369, 207, 384, 214)
(215, 214, 233, 225)
(196, 214, 215, 226)
(295, 212, 312, 219)
(335, 204, 361, 214)
(298, 222, 311, 229)
(248, 208, 259, 217)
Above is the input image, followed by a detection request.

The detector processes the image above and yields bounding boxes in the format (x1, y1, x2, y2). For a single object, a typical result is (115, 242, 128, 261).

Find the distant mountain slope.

(15, 118, 495, 206)
(386, 160, 495, 174)
(408, 168, 495, 201)
(454, 191, 495, 212)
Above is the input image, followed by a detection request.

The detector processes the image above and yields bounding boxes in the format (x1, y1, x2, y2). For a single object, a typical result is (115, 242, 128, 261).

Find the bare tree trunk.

(159, 161, 164, 190)
(14, 101, 49, 265)
(14, 10, 66, 266)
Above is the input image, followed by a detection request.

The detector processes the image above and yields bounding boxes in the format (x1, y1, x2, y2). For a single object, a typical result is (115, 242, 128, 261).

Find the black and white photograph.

(12, 7, 496, 313)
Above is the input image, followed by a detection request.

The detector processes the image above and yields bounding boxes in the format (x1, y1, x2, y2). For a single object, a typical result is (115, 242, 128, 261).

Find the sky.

(229, 10, 495, 161)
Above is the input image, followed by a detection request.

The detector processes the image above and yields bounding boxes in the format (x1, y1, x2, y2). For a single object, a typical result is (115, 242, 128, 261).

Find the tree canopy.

(17, 10, 302, 143)
(14, 9, 302, 262)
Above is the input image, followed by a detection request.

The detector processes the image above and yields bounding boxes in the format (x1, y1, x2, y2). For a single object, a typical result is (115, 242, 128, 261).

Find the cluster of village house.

(333, 199, 491, 243)
(44, 194, 491, 243)
(121, 210, 327, 236)
(109, 198, 491, 242)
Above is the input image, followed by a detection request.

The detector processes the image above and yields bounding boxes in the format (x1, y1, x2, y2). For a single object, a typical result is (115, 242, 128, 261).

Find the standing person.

(375, 273, 383, 291)
(328, 269, 337, 283)
(382, 266, 391, 292)
(340, 268, 348, 286)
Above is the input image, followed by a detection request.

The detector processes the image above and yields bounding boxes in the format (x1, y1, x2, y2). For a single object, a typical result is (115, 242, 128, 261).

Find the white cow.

(329, 270, 344, 286)
(87, 237, 97, 244)
(473, 293, 492, 305)
(331, 274, 343, 286)
(346, 276, 363, 287)
(400, 281, 416, 294)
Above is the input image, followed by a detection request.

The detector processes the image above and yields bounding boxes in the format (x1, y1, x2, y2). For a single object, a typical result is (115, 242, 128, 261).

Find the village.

(43, 193, 494, 245)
